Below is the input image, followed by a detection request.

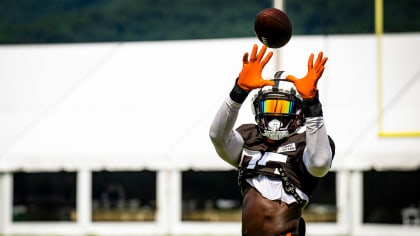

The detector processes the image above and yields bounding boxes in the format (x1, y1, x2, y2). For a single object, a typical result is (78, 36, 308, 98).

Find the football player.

(209, 44, 335, 236)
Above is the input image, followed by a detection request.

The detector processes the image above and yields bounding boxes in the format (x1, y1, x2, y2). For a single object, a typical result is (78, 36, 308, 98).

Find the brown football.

(254, 8, 292, 48)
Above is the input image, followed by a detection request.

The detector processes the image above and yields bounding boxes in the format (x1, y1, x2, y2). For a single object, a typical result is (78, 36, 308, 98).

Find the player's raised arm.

(287, 52, 334, 177)
(209, 44, 273, 167)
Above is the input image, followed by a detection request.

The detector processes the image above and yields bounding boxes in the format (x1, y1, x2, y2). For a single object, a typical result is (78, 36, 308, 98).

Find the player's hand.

(238, 44, 274, 91)
(286, 52, 328, 99)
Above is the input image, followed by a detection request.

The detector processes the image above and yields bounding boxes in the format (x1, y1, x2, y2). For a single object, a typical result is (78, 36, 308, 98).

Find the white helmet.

(251, 71, 304, 140)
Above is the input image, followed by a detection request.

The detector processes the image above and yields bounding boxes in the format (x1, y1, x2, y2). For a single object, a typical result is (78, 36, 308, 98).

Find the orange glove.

(286, 52, 328, 99)
(238, 44, 275, 91)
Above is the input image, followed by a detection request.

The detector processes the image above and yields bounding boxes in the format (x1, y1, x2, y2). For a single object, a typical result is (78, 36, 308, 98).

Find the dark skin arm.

(242, 187, 302, 236)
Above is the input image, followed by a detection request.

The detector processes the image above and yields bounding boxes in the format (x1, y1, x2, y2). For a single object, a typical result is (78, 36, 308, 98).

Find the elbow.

(209, 128, 221, 146)
(308, 165, 330, 177)
(308, 152, 332, 178)
(209, 130, 240, 168)
(209, 128, 227, 155)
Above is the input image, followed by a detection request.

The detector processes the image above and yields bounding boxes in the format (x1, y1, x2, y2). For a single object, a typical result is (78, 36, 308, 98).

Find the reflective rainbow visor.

(260, 99, 298, 115)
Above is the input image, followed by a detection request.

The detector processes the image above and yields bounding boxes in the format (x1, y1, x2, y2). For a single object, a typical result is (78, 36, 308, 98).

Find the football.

(254, 8, 292, 48)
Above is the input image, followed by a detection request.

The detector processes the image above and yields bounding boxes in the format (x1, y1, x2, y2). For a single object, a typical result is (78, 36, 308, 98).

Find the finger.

(314, 51, 323, 69)
(313, 67, 324, 89)
(286, 75, 298, 82)
(250, 44, 258, 62)
(260, 79, 275, 87)
(316, 57, 328, 73)
(307, 53, 314, 71)
(261, 51, 273, 69)
(316, 66, 325, 79)
(238, 81, 251, 91)
(242, 85, 251, 91)
(242, 52, 249, 64)
(257, 45, 267, 62)
(321, 56, 328, 66)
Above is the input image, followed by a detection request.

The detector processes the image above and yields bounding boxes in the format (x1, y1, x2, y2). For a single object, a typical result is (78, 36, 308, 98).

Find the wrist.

(302, 92, 323, 117)
(229, 78, 250, 104)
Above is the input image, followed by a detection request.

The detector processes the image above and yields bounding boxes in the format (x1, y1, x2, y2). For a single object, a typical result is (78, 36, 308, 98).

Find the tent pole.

(273, 0, 285, 72)
(0, 173, 12, 235)
(77, 169, 92, 232)
(157, 170, 170, 234)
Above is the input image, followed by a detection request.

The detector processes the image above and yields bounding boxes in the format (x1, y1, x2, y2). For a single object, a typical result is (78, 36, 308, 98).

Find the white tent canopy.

(1, 35, 420, 172)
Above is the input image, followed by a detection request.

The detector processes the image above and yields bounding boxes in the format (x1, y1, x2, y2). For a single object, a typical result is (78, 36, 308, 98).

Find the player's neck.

(265, 136, 288, 145)
(265, 137, 276, 143)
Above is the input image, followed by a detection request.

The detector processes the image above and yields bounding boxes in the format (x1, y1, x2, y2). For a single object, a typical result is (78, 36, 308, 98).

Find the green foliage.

(0, 0, 271, 44)
(384, 0, 420, 32)
(0, 0, 419, 44)
(285, 0, 374, 34)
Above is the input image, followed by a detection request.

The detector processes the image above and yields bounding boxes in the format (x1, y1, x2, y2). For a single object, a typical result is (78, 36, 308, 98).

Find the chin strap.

(262, 130, 289, 141)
